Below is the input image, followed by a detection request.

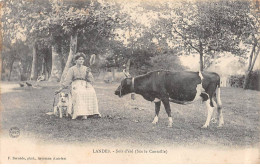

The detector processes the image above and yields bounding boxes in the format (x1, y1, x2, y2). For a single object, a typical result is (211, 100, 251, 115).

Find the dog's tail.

(214, 75, 222, 108)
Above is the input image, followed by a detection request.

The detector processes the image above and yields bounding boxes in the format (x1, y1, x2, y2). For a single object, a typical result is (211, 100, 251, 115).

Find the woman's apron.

(68, 80, 100, 119)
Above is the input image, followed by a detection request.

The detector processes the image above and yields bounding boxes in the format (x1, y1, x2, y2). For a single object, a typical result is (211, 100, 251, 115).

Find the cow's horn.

(123, 69, 131, 78)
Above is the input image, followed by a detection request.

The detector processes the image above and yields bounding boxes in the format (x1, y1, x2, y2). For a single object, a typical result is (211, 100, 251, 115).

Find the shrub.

(229, 70, 260, 91)
(229, 75, 245, 88)
(247, 70, 260, 90)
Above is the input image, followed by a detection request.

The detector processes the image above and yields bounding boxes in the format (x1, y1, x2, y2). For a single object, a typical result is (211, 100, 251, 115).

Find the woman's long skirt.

(68, 80, 100, 119)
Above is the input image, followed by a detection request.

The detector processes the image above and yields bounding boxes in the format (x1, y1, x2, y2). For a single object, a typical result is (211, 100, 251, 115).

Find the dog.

(54, 92, 69, 118)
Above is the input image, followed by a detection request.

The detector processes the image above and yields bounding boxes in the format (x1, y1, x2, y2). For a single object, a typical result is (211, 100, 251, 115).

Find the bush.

(229, 75, 245, 88)
(149, 54, 185, 72)
(247, 70, 260, 90)
(229, 70, 260, 91)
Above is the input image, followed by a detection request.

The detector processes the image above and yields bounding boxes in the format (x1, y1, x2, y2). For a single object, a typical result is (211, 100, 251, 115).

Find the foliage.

(149, 54, 186, 72)
(229, 75, 245, 88)
(1, 0, 259, 81)
(161, 0, 255, 70)
(229, 70, 260, 90)
(247, 70, 260, 90)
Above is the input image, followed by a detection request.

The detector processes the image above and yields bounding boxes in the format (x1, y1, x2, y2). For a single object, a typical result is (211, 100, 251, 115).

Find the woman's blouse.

(61, 65, 94, 88)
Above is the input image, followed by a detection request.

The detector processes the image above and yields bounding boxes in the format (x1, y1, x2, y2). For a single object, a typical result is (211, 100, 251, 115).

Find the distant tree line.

(1, 0, 259, 89)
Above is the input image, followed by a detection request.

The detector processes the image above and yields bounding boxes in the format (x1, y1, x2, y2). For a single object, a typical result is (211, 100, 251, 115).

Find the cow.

(114, 70, 223, 128)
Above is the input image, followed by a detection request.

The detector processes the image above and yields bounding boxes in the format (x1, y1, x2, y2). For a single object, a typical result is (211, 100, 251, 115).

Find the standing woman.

(55, 52, 101, 120)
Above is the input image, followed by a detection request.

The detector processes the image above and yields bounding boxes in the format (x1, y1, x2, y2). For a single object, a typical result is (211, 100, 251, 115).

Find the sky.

(180, 53, 260, 76)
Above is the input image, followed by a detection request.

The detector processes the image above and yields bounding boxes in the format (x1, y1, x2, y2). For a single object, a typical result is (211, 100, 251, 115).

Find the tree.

(242, 1, 260, 89)
(165, 0, 250, 71)
(2, 0, 123, 82)
(48, 35, 63, 81)
(30, 42, 38, 80)
(107, 1, 191, 75)
(58, 0, 121, 82)
(2, 0, 53, 81)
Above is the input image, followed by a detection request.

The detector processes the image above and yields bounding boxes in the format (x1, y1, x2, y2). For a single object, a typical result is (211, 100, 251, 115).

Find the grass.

(1, 81, 259, 148)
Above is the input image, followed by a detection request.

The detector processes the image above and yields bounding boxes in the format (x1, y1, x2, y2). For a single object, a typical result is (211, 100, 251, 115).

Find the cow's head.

(115, 70, 133, 97)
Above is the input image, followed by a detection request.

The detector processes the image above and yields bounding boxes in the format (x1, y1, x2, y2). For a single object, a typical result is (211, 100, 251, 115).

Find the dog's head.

(59, 92, 69, 103)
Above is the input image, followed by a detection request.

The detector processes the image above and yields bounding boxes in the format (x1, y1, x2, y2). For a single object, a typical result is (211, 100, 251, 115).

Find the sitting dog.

(54, 92, 69, 118)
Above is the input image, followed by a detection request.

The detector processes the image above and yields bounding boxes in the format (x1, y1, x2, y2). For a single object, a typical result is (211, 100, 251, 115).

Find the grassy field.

(1, 81, 259, 149)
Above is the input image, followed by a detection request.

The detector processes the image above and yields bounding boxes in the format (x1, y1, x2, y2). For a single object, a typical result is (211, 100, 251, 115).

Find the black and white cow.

(114, 70, 223, 128)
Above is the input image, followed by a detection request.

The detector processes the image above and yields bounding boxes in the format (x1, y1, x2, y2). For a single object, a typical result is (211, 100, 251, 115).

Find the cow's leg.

(214, 87, 224, 127)
(162, 99, 173, 127)
(152, 101, 161, 124)
(202, 98, 214, 128)
(211, 99, 218, 123)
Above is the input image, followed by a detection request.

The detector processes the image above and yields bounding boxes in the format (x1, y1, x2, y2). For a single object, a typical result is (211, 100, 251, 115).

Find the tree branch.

(248, 43, 256, 71)
(173, 27, 200, 53)
(249, 45, 260, 72)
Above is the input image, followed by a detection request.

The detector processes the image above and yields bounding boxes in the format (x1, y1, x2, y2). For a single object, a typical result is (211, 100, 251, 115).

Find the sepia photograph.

(0, 0, 259, 164)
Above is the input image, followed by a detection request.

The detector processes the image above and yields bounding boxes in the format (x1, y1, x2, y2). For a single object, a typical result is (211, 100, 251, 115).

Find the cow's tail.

(217, 76, 221, 88)
(215, 76, 222, 107)
(214, 75, 224, 126)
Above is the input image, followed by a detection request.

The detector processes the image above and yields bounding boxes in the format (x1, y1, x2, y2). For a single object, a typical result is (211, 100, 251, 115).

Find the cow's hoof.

(201, 125, 208, 129)
(217, 124, 223, 128)
(152, 121, 158, 124)
(167, 124, 173, 128)
(152, 116, 159, 124)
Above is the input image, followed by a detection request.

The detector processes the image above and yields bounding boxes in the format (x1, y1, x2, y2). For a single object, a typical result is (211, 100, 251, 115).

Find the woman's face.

(76, 57, 84, 65)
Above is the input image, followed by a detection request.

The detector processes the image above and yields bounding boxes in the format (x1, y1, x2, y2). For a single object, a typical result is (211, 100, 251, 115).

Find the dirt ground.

(1, 81, 259, 149)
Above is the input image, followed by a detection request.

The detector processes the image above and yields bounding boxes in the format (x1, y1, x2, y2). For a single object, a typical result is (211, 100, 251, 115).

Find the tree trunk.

(60, 30, 77, 83)
(8, 58, 15, 81)
(199, 52, 204, 71)
(0, 56, 3, 81)
(26, 62, 32, 81)
(243, 45, 259, 89)
(44, 53, 50, 80)
(19, 60, 27, 81)
(249, 46, 259, 71)
(111, 67, 116, 82)
(41, 57, 45, 75)
(126, 59, 131, 73)
(49, 42, 63, 82)
(30, 42, 38, 80)
(247, 44, 256, 71)
(199, 41, 204, 71)
(243, 71, 251, 89)
(40, 57, 49, 81)
(45, 63, 49, 80)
